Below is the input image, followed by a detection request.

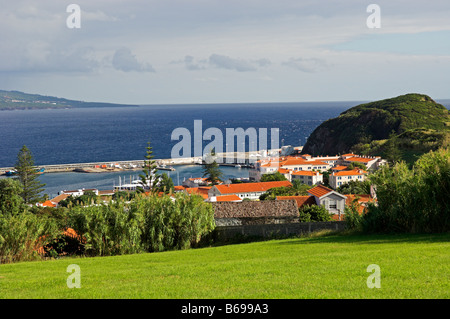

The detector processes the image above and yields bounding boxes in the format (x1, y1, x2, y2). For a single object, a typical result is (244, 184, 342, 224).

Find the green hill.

(0, 90, 138, 110)
(302, 93, 450, 163)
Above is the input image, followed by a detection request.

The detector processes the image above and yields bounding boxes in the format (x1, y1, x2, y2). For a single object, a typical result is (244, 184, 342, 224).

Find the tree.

(299, 204, 332, 222)
(384, 132, 402, 165)
(202, 149, 223, 185)
(260, 172, 287, 182)
(155, 173, 175, 194)
(348, 162, 367, 170)
(139, 140, 160, 192)
(0, 178, 25, 216)
(14, 145, 46, 204)
(337, 180, 371, 195)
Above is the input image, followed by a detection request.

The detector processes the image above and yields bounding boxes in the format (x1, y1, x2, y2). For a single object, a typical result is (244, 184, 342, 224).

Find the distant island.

(302, 93, 450, 164)
(0, 90, 138, 110)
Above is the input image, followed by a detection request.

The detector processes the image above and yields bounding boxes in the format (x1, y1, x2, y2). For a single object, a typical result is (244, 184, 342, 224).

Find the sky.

(1, 0, 450, 105)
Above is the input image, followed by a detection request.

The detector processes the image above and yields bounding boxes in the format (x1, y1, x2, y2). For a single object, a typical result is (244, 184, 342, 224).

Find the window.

(329, 200, 337, 209)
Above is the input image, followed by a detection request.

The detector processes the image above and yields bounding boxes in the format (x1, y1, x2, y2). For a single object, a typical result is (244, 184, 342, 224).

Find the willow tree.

(14, 145, 45, 204)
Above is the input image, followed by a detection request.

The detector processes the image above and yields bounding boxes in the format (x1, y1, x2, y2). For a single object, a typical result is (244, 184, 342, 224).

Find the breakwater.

(0, 146, 302, 176)
(0, 157, 202, 175)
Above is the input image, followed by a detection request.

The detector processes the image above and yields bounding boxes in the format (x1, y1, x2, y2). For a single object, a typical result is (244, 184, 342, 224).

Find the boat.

(235, 164, 241, 168)
(36, 167, 45, 174)
(5, 169, 17, 176)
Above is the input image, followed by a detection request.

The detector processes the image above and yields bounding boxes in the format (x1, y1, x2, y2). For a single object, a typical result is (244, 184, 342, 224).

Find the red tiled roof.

(332, 165, 348, 171)
(281, 158, 328, 167)
(277, 195, 316, 209)
(344, 157, 373, 163)
(184, 187, 211, 199)
(308, 184, 333, 198)
(291, 170, 322, 176)
(214, 181, 292, 195)
(215, 194, 242, 202)
(333, 169, 367, 176)
(41, 200, 56, 207)
(50, 193, 71, 204)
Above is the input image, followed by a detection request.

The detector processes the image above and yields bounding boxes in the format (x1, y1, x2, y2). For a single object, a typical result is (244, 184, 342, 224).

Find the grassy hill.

(1, 232, 449, 299)
(0, 90, 138, 110)
(302, 94, 450, 164)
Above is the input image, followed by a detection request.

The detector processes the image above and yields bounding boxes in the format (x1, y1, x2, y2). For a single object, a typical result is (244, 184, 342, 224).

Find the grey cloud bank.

(1, 0, 450, 104)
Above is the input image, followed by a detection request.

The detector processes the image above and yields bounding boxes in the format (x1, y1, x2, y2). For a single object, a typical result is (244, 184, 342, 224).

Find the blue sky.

(1, 0, 450, 104)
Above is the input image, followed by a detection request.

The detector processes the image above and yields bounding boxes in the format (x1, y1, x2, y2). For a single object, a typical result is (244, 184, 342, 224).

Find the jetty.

(0, 146, 302, 176)
(0, 158, 199, 175)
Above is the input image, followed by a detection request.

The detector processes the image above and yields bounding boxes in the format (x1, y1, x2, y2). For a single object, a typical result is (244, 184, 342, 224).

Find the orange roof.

(345, 194, 376, 214)
(308, 184, 333, 198)
(278, 168, 290, 174)
(281, 158, 329, 167)
(50, 193, 71, 204)
(344, 157, 373, 163)
(41, 200, 56, 207)
(214, 181, 292, 195)
(342, 153, 356, 157)
(291, 170, 322, 176)
(215, 194, 242, 202)
(174, 185, 186, 191)
(184, 187, 211, 199)
(277, 195, 316, 208)
(333, 169, 367, 176)
(332, 165, 348, 171)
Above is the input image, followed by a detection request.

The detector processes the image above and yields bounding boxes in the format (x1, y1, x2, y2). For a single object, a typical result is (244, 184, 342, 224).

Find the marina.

(0, 147, 297, 176)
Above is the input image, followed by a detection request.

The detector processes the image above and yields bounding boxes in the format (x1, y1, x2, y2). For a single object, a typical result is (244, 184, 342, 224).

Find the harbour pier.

(0, 146, 302, 176)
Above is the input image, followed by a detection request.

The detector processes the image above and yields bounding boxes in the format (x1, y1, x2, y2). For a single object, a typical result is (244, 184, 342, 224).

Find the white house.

(290, 170, 323, 186)
(329, 168, 368, 189)
(208, 180, 292, 200)
(307, 184, 347, 216)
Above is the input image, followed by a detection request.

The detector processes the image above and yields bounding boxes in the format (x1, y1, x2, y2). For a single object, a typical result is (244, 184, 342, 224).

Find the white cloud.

(282, 57, 328, 73)
(112, 48, 155, 72)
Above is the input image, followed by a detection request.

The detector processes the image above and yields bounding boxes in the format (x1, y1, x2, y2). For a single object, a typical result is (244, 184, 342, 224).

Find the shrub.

(364, 148, 450, 233)
(0, 212, 59, 263)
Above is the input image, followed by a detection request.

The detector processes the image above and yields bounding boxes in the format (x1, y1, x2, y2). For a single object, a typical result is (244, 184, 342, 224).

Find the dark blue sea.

(3, 100, 447, 197)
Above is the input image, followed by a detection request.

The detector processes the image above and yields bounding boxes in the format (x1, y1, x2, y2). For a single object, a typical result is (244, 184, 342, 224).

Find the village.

(38, 147, 386, 225)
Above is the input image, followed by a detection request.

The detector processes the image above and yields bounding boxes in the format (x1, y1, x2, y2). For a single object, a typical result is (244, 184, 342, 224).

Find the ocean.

(4, 99, 447, 197)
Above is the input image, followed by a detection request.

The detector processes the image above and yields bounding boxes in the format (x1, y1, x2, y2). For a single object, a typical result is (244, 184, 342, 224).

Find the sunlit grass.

(1, 232, 449, 299)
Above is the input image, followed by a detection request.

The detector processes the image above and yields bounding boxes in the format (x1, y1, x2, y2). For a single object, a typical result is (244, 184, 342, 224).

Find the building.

(208, 180, 292, 200)
(212, 200, 299, 226)
(290, 170, 323, 186)
(307, 185, 347, 216)
(207, 194, 242, 202)
(277, 185, 347, 220)
(329, 168, 368, 189)
(61, 188, 99, 197)
(182, 177, 210, 188)
(279, 158, 332, 172)
(338, 155, 384, 170)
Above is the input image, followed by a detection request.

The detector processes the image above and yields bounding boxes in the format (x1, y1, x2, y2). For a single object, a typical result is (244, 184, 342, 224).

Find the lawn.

(0, 232, 449, 299)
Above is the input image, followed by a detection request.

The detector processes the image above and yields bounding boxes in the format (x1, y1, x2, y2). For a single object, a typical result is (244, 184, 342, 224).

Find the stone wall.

(212, 200, 298, 219)
(215, 221, 347, 241)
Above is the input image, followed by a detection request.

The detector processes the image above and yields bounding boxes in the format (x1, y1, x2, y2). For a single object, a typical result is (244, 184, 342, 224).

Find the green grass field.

(1, 232, 449, 299)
